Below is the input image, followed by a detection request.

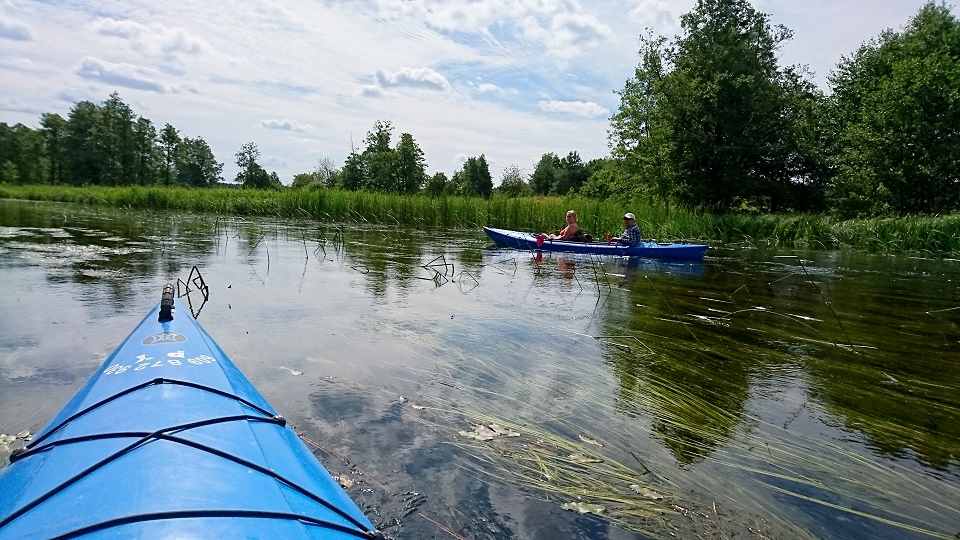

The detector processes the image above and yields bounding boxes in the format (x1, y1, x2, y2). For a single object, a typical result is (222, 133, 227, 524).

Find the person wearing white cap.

(618, 212, 642, 245)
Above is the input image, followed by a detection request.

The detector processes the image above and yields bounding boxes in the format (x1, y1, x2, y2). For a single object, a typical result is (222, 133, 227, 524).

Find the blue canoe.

(0, 286, 381, 539)
(484, 226, 709, 261)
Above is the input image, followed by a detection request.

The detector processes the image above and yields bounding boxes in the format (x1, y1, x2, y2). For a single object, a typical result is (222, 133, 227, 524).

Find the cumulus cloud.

(374, 67, 451, 91)
(360, 85, 386, 98)
(476, 83, 519, 96)
(260, 119, 310, 132)
(76, 56, 197, 94)
(0, 18, 32, 41)
(91, 17, 210, 58)
(628, 0, 681, 33)
(92, 17, 143, 39)
(537, 100, 609, 117)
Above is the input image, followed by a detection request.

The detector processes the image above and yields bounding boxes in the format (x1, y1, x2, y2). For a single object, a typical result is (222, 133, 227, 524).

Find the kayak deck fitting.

(0, 285, 382, 539)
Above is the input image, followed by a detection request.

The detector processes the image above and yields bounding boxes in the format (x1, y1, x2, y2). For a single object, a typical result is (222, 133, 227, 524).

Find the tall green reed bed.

(713, 213, 960, 254)
(2, 184, 959, 254)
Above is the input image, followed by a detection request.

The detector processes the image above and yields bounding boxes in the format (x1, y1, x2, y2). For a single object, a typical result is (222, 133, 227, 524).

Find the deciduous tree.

(530, 153, 560, 195)
(829, 1, 960, 216)
(394, 132, 427, 194)
(496, 165, 531, 197)
(178, 137, 222, 187)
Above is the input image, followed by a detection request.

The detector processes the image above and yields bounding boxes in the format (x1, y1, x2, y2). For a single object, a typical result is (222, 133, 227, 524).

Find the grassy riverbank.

(2, 184, 959, 254)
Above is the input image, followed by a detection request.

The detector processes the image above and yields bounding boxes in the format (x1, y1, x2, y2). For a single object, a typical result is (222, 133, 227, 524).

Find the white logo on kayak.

(102, 354, 217, 375)
(142, 332, 187, 345)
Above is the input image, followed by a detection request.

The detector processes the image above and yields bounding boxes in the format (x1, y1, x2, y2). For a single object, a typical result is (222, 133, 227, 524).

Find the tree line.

(0, 92, 224, 188)
(601, 0, 959, 217)
(1, 0, 957, 218)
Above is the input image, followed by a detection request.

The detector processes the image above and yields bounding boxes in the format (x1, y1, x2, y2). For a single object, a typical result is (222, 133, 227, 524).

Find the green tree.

(1, 160, 19, 184)
(829, 2, 960, 216)
(314, 157, 340, 187)
(423, 171, 450, 197)
(16, 124, 47, 184)
(339, 150, 365, 191)
(580, 158, 626, 201)
(177, 137, 222, 187)
(0, 123, 47, 184)
(159, 123, 181, 185)
(236, 142, 277, 188)
(668, 0, 816, 210)
(97, 92, 135, 185)
(496, 165, 531, 197)
(529, 153, 560, 195)
(611, 0, 825, 211)
(608, 32, 676, 207)
(132, 117, 159, 185)
(40, 113, 68, 184)
(393, 132, 427, 194)
(555, 151, 588, 195)
(0, 124, 13, 173)
(290, 173, 314, 189)
(63, 100, 102, 185)
(452, 155, 493, 198)
(292, 157, 339, 189)
(361, 120, 395, 191)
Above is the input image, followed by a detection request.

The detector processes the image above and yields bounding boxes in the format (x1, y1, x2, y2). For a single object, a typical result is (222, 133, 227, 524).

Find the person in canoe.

(546, 210, 582, 241)
(618, 212, 642, 245)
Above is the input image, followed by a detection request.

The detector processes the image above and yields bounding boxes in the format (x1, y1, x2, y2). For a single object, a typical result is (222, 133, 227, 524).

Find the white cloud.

(628, 0, 687, 33)
(0, 17, 32, 41)
(261, 119, 311, 132)
(76, 56, 197, 94)
(91, 17, 211, 58)
(476, 83, 520, 96)
(360, 85, 387, 98)
(374, 67, 451, 91)
(537, 100, 609, 117)
(516, 11, 612, 61)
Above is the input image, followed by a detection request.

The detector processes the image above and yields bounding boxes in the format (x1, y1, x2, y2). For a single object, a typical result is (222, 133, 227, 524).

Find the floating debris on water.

(630, 484, 664, 500)
(335, 474, 354, 489)
(561, 501, 605, 514)
(488, 423, 520, 437)
(0, 430, 31, 452)
(459, 424, 497, 441)
(579, 434, 603, 446)
(567, 453, 603, 464)
(459, 423, 521, 441)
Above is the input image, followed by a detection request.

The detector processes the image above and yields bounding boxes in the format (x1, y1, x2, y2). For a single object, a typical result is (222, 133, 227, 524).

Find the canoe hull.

(483, 227, 708, 261)
(0, 299, 378, 539)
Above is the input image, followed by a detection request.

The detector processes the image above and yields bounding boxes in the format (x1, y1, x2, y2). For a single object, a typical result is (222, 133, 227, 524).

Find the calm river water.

(0, 199, 958, 539)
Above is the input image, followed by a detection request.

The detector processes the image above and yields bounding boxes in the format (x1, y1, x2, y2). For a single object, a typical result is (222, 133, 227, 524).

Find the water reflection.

(1, 199, 958, 539)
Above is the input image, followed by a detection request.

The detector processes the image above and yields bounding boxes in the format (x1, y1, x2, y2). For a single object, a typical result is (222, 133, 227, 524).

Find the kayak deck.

(0, 296, 380, 539)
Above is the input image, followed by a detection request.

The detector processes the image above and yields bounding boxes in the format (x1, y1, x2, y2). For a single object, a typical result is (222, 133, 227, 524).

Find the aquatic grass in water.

(5, 184, 960, 254)
(384, 253, 959, 538)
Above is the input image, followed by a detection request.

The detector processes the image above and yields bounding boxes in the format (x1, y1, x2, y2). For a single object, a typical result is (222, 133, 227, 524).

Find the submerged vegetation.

(2, 184, 959, 255)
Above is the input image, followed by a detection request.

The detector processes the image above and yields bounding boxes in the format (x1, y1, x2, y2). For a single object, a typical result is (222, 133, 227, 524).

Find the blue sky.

(0, 0, 951, 184)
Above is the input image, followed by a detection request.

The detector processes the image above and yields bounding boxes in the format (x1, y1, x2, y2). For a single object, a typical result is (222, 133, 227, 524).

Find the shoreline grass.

(2, 184, 959, 255)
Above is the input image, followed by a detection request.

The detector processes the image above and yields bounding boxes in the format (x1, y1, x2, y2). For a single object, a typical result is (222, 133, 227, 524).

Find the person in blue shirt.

(618, 213, 642, 245)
